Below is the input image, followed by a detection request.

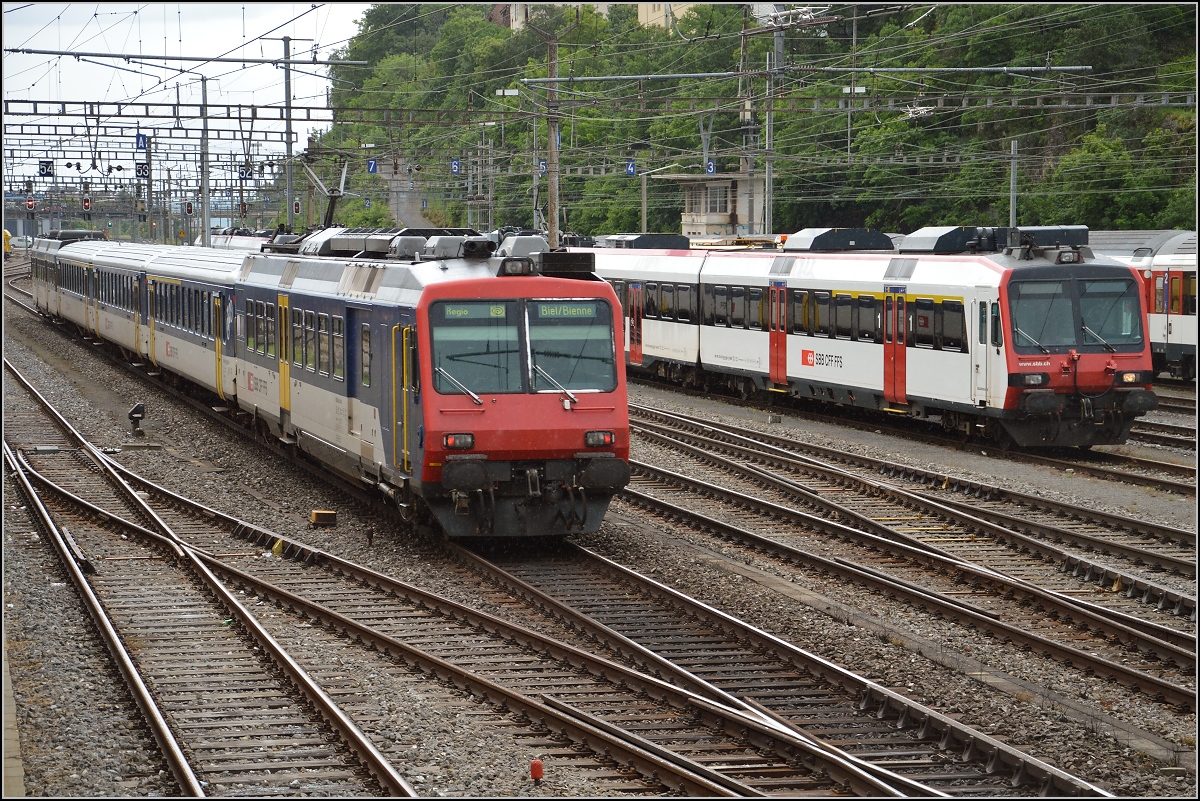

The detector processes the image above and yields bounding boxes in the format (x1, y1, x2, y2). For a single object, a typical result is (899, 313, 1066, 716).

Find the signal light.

(26, 196, 35, 210)
(585, 430, 615, 447)
(443, 433, 475, 450)
(184, 201, 194, 216)
(83, 196, 92, 211)
(293, 200, 301, 215)
(240, 202, 248, 217)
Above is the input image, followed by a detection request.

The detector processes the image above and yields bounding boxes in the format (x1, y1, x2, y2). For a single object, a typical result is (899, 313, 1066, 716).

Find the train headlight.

(443, 433, 475, 449)
(585, 430, 615, 447)
(1119, 371, 1140, 384)
(1055, 250, 1081, 264)
(499, 257, 535, 276)
(1009, 373, 1051, 387)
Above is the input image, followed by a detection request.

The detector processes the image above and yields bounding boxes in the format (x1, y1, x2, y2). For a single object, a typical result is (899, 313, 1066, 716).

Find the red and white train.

(580, 225, 1159, 448)
(31, 228, 630, 538)
(1089, 230, 1197, 382)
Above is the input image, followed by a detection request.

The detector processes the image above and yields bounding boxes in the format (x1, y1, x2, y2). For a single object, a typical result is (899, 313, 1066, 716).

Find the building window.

(706, 185, 729, 214)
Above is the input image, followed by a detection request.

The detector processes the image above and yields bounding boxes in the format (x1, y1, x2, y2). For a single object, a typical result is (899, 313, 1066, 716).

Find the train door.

(627, 283, 644, 365)
(391, 322, 419, 475)
(972, 292, 990, 404)
(277, 295, 291, 415)
(86, 266, 99, 334)
(883, 287, 907, 404)
(768, 281, 787, 385)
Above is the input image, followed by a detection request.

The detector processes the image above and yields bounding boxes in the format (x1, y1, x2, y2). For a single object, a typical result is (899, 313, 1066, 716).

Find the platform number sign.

(38, 160, 54, 178)
(135, 133, 148, 150)
(626, 160, 636, 177)
(238, 166, 255, 180)
(364, 198, 371, 209)
(135, 162, 150, 179)
(539, 159, 547, 175)
(450, 158, 461, 175)
(706, 159, 716, 175)
(367, 159, 378, 174)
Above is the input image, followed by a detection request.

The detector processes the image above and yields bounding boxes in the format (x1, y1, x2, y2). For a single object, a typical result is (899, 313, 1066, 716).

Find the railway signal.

(184, 201, 194, 216)
(240, 202, 248, 217)
(82, 196, 92, 211)
(26, 196, 35, 210)
(293, 199, 301, 215)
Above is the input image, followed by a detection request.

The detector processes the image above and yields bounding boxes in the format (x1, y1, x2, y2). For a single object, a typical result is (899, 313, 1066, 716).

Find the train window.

(266, 303, 276, 357)
(730, 286, 746, 328)
(1186, 274, 1197, 316)
(1154, 276, 1165, 313)
(834, 294, 854, 340)
(361, 323, 372, 387)
(857, 296, 879, 342)
(790, 290, 809, 335)
(612, 280, 626, 315)
(256, 302, 267, 354)
(304, 311, 317, 372)
(1009, 281, 1076, 348)
(332, 316, 344, 380)
(661, 283, 675, 320)
(644, 283, 658, 319)
(430, 300, 522, 394)
(702, 284, 715, 325)
(245, 299, 256, 350)
(1169, 275, 1183, 315)
(713, 286, 728, 326)
(204, 292, 212, 338)
(941, 300, 966, 352)
(677, 285, 694, 322)
(173, 285, 181, 327)
(990, 302, 1003, 347)
(897, 296, 906, 346)
(529, 299, 617, 392)
(748, 287, 763, 330)
(292, 308, 304, 367)
(913, 298, 935, 348)
(318, 313, 331, 375)
(978, 302, 987, 345)
(814, 292, 831, 337)
(1080, 279, 1143, 345)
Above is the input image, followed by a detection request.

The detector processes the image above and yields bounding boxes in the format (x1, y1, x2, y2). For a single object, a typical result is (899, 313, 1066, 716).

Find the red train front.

(408, 251, 630, 537)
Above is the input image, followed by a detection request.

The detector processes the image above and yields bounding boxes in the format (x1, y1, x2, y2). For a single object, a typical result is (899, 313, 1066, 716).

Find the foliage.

(310, 3, 1196, 235)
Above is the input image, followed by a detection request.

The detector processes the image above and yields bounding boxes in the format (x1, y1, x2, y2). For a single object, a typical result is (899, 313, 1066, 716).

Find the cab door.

(627, 283, 644, 365)
(972, 291, 993, 405)
(768, 281, 787, 385)
(883, 288, 907, 404)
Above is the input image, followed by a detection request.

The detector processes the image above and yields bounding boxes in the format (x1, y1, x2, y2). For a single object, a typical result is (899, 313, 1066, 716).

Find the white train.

(579, 225, 1159, 448)
(1090, 230, 1197, 382)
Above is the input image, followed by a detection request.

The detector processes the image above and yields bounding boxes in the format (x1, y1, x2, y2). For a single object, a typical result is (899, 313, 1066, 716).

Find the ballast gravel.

(4, 301, 1196, 797)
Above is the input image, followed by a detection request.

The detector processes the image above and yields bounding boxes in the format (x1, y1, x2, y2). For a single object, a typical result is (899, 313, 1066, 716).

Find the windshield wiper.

(435, 367, 483, 405)
(1081, 323, 1117, 353)
(1014, 326, 1049, 353)
(534, 364, 578, 404)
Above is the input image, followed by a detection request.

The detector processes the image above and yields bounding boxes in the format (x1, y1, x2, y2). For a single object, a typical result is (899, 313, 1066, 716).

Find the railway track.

(629, 378, 1196, 495)
(4, 365, 411, 797)
(627, 407, 1195, 712)
(631, 405, 1196, 608)
(4, 359, 953, 798)
(4, 356, 1121, 797)
(455, 539, 1110, 797)
(1129, 419, 1196, 450)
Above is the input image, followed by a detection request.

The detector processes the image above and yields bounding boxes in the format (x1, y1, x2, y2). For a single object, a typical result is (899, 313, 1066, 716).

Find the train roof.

(1087, 230, 1193, 259)
(53, 240, 247, 283)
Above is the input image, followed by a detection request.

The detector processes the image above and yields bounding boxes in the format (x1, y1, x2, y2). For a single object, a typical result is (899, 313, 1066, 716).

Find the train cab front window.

(1009, 278, 1144, 353)
(430, 300, 522, 395)
(529, 300, 617, 392)
(1079, 279, 1143, 348)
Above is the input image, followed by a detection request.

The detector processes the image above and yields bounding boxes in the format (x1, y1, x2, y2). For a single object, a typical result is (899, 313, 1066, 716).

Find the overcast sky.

(3, 2, 373, 186)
